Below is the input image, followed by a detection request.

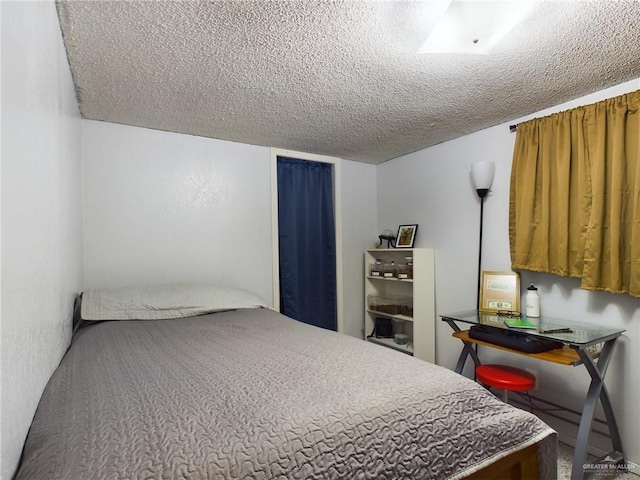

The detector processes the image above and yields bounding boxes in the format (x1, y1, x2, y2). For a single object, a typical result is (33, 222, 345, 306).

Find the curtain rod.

(509, 124, 518, 132)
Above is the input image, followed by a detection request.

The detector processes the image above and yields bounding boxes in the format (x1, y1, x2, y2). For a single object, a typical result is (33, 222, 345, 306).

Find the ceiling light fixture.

(418, 0, 537, 55)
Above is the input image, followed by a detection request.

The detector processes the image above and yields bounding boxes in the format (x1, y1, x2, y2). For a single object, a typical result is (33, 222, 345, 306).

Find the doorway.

(271, 149, 343, 332)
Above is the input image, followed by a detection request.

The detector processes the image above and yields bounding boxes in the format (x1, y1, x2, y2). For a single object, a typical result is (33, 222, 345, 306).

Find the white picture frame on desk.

(479, 270, 520, 313)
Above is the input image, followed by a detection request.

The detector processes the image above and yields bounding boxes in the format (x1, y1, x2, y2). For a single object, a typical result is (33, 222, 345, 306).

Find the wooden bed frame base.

(465, 443, 538, 480)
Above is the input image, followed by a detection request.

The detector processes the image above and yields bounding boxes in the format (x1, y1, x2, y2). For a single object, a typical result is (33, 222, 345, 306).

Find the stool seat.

(476, 364, 536, 392)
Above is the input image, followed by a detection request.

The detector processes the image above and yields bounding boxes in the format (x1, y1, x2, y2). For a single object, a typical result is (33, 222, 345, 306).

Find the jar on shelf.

(370, 259, 383, 277)
(396, 263, 411, 279)
(367, 295, 412, 316)
(383, 261, 397, 278)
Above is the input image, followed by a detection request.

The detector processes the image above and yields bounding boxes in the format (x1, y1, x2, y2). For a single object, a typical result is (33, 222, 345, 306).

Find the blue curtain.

(277, 157, 337, 331)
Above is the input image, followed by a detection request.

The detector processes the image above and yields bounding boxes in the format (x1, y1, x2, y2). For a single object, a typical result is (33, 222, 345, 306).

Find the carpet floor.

(558, 442, 638, 479)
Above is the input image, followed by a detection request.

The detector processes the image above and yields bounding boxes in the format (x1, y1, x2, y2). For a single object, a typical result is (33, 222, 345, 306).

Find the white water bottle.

(526, 284, 540, 317)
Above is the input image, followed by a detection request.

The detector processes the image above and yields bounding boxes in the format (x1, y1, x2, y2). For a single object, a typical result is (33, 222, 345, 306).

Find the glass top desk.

(441, 310, 626, 480)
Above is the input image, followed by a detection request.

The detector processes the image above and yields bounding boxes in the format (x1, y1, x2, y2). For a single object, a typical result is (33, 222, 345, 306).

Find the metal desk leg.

(454, 341, 482, 374)
(444, 319, 481, 375)
(571, 338, 624, 480)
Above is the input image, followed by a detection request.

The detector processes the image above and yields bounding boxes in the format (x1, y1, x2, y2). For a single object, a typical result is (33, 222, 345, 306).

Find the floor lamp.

(471, 161, 495, 311)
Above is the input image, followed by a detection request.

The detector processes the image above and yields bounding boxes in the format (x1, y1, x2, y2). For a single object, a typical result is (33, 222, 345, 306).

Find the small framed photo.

(480, 271, 521, 313)
(395, 224, 418, 248)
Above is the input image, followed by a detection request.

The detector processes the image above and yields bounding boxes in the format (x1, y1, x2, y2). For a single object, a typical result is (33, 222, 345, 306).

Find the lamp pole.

(470, 162, 494, 382)
(475, 188, 489, 311)
(470, 160, 495, 311)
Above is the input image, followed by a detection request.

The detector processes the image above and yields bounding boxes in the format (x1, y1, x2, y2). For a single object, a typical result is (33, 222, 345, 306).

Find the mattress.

(16, 307, 556, 479)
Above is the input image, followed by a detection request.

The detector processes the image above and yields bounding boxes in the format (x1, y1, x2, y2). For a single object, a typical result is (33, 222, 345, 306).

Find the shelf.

(452, 330, 583, 366)
(367, 337, 413, 355)
(367, 276, 414, 282)
(368, 248, 415, 252)
(367, 310, 413, 322)
(364, 248, 435, 363)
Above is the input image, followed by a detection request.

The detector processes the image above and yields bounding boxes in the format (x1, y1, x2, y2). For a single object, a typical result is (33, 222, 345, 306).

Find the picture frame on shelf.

(479, 271, 521, 313)
(396, 224, 418, 248)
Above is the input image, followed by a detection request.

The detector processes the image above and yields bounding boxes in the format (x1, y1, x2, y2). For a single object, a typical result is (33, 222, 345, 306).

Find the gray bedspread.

(16, 308, 556, 479)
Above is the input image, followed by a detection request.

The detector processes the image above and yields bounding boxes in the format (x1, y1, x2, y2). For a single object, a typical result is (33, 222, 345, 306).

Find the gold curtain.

(509, 90, 640, 296)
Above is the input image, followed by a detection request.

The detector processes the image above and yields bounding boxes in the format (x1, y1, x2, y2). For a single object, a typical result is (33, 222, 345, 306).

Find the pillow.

(80, 283, 268, 321)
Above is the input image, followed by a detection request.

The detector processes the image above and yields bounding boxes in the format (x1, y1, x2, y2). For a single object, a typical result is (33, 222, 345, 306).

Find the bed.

(16, 284, 557, 479)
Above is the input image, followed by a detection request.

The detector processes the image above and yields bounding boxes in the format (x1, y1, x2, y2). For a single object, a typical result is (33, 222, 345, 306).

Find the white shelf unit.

(364, 248, 435, 363)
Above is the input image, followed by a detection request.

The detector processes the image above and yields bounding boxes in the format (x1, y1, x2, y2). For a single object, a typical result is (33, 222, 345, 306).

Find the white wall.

(81, 121, 274, 303)
(0, 1, 83, 478)
(377, 79, 640, 464)
(81, 121, 378, 336)
(340, 160, 378, 338)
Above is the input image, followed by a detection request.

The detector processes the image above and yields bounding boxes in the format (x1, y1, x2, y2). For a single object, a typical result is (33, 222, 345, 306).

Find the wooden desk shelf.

(452, 330, 585, 366)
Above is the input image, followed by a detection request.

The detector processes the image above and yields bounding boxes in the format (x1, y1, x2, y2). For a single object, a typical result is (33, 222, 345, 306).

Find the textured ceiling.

(56, 0, 640, 164)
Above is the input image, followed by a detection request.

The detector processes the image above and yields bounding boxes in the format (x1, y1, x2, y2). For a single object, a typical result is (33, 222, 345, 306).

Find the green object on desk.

(503, 317, 538, 329)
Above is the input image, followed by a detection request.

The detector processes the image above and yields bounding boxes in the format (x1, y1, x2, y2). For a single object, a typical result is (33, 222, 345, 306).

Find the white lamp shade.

(470, 161, 495, 191)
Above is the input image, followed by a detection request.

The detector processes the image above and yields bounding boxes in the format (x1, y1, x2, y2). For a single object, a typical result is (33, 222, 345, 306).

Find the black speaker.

(373, 317, 393, 338)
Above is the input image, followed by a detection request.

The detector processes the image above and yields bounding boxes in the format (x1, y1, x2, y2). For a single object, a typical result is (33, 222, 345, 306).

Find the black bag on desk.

(368, 317, 393, 338)
(469, 325, 563, 353)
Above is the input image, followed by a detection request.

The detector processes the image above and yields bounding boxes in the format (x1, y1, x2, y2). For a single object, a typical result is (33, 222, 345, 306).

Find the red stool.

(476, 364, 536, 404)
